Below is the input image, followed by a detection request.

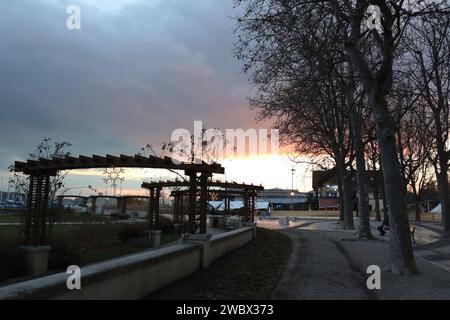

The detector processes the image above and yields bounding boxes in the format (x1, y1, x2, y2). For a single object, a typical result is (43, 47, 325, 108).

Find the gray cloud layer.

(0, 0, 260, 183)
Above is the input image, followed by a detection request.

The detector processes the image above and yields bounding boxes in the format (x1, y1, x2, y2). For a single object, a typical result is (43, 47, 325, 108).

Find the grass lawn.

(0, 215, 21, 223)
(80, 233, 179, 265)
(0, 213, 113, 224)
(272, 210, 341, 218)
(145, 227, 292, 300)
(0, 223, 180, 283)
(271, 210, 441, 222)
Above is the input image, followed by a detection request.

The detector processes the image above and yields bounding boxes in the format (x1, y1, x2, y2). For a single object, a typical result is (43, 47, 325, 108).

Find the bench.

(378, 224, 416, 244)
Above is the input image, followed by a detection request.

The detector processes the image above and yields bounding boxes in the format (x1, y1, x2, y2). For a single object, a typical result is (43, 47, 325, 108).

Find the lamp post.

(291, 168, 296, 190)
(291, 168, 296, 210)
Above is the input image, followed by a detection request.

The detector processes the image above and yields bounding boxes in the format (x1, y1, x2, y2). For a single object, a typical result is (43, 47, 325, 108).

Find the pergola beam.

(14, 154, 224, 175)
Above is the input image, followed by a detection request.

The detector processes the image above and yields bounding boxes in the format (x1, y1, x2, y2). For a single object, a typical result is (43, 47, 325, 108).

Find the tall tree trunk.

(411, 184, 421, 223)
(380, 166, 388, 222)
(434, 117, 450, 236)
(352, 119, 373, 238)
(414, 201, 421, 223)
(343, 171, 355, 230)
(371, 155, 382, 221)
(373, 177, 382, 222)
(436, 168, 450, 236)
(369, 91, 418, 275)
(346, 13, 418, 273)
(346, 64, 372, 239)
(336, 155, 354, 229)
(336, 171, 345, 224)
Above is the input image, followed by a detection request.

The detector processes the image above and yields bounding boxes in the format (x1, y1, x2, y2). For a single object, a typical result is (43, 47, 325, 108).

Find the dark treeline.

(234, 0, 450, 275)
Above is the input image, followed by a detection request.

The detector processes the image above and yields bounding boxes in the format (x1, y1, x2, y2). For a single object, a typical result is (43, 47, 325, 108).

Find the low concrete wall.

(209, 227, 254, 263)
(0, 226, 255, 300)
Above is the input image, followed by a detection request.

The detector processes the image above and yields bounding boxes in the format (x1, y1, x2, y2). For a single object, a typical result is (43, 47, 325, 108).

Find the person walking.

(377, 206, 389, 236)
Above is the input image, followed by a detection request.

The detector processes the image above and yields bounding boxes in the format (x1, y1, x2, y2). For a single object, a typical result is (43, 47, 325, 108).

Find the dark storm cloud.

(0, 0, 257, 180)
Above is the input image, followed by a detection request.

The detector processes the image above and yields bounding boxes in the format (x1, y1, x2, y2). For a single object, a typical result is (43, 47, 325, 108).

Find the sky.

(0, 0, 314, 195)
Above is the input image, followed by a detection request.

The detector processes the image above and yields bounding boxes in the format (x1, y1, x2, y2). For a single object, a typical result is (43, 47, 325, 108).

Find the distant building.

(208, 200, 270, 212)
(0, 191, 26, 207)
(312, 169, 384, 211)
(256, 188, 309, 210)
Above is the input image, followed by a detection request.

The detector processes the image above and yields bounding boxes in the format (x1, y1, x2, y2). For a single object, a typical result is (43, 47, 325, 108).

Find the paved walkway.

(408, 223, 450, 272)
(258, 216, 450, 272)
(259, 218, 450, 299)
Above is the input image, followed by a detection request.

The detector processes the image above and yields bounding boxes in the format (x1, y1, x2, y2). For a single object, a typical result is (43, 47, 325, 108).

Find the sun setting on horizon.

(61, 151, 315, 196)
(1, 0, 448, 303)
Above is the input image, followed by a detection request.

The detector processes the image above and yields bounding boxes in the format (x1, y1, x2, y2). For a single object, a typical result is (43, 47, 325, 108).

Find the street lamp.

(290, 168, 296, 210)
(291, 168, 296, 191)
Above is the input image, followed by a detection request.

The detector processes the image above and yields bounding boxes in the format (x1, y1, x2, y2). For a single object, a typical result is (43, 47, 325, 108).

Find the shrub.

(157, 216, 174, 233)
(111, 212, 128, 220)
(117, 224, 147, 243)
(0, 239, 26, 282)
(48, 240, 83, 270)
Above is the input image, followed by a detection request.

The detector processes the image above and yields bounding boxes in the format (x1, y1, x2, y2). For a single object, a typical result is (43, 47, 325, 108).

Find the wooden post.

(24, 173, 51, 246)
(173, 192, 179, 223)
(180, 192, 185, 223)
(199, 173, 208, 233)
(149, 187, 155, 230)
(187, 171, 197, 233)
(155, 188, 161, 227)
(251, 191, 256, 222)
(244, 191, 249, 221)
(57, 196, 63, 213)
(33, 175, 43, 245)
(40, 174, 50, 244)
(120, 197, 127, 216)
(25, 175, 35, 245)
(91, 197, 97, 215)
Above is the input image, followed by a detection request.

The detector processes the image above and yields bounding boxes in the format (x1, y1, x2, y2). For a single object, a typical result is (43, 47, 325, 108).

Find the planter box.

(19, 245, 51, 276)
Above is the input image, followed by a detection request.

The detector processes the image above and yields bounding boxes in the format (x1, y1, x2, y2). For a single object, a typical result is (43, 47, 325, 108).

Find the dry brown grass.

(145, 227, 292, 300)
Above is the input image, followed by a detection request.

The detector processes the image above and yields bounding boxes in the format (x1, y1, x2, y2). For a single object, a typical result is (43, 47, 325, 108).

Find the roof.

(207, 200, 270, 211)
(257, 188, 307, 197)
(261, 197, 308, 204)
(255, 201, 270, 209)
(143, 180, 263, 191)
(431, 204, 443, 214)
(208, 201, 224, 210)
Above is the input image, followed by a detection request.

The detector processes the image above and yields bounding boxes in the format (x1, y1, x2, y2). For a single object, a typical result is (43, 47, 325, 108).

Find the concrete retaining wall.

(0, 226, 255, 300)
(209, 227, 254, 263)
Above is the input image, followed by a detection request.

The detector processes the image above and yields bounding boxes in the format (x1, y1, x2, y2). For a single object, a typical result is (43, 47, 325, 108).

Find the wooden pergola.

(141, 180, 264, 232)
(14, 154, 224, 245)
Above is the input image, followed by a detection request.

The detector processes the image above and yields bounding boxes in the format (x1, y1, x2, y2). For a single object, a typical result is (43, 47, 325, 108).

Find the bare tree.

(343, 63, 374, 238)
(235, 7, 357, 229)
(9, 137, 71, 201)
(234, 0, 450, 274)
(366, 139, 383, 221)
(9, 137, 72, 240)
(404, 12, 450, 234)
(396, 105, 434, 222)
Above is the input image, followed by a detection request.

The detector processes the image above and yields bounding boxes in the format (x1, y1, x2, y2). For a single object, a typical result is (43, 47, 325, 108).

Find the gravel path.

(270, 227, 450, 300)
